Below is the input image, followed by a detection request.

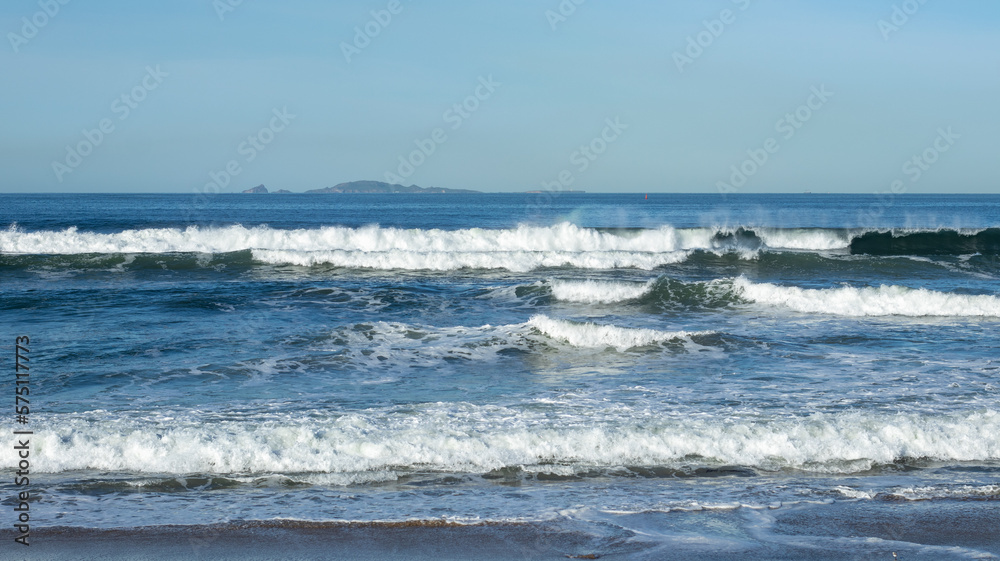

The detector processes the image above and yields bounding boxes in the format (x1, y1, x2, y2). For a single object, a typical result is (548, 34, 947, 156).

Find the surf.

(16, 408, 1000, 478)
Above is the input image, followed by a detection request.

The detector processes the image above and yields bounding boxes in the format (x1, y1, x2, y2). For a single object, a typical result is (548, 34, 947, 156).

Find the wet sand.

(2, 521, 621, 561)
(3, 500, 998, 560)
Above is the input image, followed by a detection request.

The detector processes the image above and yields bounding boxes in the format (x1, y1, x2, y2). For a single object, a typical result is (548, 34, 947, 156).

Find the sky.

(1, 0, 998, 194)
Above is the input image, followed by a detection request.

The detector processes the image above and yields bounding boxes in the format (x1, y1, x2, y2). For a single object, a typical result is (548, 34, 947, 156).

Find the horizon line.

(1, 191, 997, 196)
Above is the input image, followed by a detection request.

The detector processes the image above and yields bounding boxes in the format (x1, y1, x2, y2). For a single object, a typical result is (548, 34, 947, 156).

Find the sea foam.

(6, 224, 997, 271)
(329, 315, 709, 359)
(1, 223, 695, 254)
(543, 276, 1000, 317)
(13, 408, 999, 477)
(527, 315, 710, 350)
(548, 279, 656, 303)
(732, 277, 1000, 317)
(5, 224, 998, 258)
(253, 249, 689, 272)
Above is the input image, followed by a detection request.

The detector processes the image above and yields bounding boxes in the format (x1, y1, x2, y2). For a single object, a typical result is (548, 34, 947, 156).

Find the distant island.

(242, 181, 601, 194)
(241, 185, 292, 194)
(305, 180, 479, 194)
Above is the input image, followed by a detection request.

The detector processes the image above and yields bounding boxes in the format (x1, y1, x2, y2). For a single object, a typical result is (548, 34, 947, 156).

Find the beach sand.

(4, 501, 998, 560)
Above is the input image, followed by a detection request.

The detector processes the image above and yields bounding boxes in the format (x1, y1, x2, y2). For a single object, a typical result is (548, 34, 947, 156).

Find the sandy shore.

(3, 501, 998, 560)
(1, 521, 620, 561)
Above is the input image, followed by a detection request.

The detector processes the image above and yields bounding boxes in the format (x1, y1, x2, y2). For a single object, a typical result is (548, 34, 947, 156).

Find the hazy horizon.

(3, 1, 998, 194)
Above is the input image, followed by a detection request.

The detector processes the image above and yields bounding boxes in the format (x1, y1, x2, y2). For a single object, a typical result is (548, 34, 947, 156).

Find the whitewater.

(4, 223, 998, 267)
(547, 277, 1000, 317)
(17, 407, 1000, 476)
(2, 193, 999, 557)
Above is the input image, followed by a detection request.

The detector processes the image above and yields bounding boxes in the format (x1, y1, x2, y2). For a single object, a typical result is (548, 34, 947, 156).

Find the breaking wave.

(731, 277, 1000, 317)
(253, 249, 688, 272)
(328, 315, 712, 361)
(526, 315, 710, 350)
(541, 276, 1000, 317)
(3, 224, 999, 272)
(10, 408, 999, 478)
(548, 279, 656, 303)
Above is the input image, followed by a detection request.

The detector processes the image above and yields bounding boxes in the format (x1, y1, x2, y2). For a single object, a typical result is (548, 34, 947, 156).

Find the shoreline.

(4, 501, 999, 560)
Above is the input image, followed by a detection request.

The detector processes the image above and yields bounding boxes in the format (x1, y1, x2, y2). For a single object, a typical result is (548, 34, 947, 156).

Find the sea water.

(1, 193, 998, 558)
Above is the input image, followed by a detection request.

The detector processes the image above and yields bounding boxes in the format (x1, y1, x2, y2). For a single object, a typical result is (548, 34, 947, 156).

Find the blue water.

(2, 193, 999, 558)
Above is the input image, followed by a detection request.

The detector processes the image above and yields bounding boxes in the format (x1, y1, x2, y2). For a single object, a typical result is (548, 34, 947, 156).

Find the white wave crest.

(0, 223, 700, 271)
(0, 223, 694, 254)
(755, 228, 853, 250)
(254, 249, 688, 272)
(527, 314, 708, 350)
(329, 316, 709, 363)
(0, 222, 867, 263)
(549, 279, 655, 303)
(732, 277, 1000, 317)
(11, 408, 999, 477)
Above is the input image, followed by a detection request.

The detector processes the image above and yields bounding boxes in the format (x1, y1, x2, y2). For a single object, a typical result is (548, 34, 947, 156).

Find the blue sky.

(2, 0, 998, 193)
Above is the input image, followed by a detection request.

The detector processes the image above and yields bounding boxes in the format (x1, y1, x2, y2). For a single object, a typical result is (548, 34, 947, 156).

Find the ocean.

(1, 193, 999, 560)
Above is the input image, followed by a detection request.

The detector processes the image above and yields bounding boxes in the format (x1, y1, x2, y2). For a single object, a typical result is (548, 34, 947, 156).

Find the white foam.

(10, 408, 999, 478)
(0, 223, 694, 254)
(833, 486, 875, 500)
(0, 223, 873, 272)
(732, 277, 1000, 317)
(755, 228, 853, 251)
(329, 321, 526, 366)
(835, 484, 1000, 501)
(549, 279, 655, 303)
(328, 316, 709, 363)
(527, 314, 710, 351)
(885, 485, 1000, 500)
(254, 249, 689, 272)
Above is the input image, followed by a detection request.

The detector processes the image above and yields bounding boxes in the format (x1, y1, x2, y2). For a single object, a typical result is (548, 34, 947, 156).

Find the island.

(305, 180, 479, 194)
(242, 184, 269, 194)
